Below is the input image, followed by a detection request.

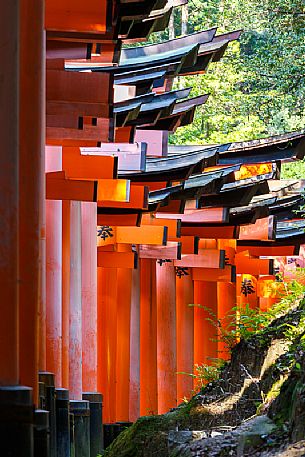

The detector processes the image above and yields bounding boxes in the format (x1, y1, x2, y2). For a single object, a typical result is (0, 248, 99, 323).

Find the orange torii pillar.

(193, 281, 218, 368)
(217, 282, 236, 360)
(97, 267, 118, 423)
(176, 273, 194, 402)
(46, 146, 63, 386)
(81, 202, 98, 392)
(0, 0, 19, 391)
(19, 0, 45, 405)
(69, 201, 83, 399)
(257, 275, 282, 312)
(39, 169, 47, 373)
(130, 266, 141, 421)
(140, 259, 158, 416)
(217, 239, 237, 359)
(116, 268, 132, 422)
(62, 201, 70, 388)
(0, 3, 33, 453)
(237, 274, 259, 309)
(260, 296, 279, 312)
(156, 260, 177, 414)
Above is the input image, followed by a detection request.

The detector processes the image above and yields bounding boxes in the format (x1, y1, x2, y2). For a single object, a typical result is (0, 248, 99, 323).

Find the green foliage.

(193, 302, 271, 350)
(163, 0, 305, 179)
(190, 277, 305, 353)
(281, 161, 305, 179)
(178, 359, 225, 393)
(182, 279, 305, 397)
(126, 1, 305, 179)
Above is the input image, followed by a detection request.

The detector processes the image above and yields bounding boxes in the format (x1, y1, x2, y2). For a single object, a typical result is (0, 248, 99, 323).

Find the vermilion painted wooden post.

(81, 202, 98, 392)
(140, 259, 158, 416)
(258, 276, 279, 311)
(0, 0, 19, 387)
(129, 266, 141, 421)
(62, 201, 70, 389)
(97, 267, 118, 423)
(156, 260, 177, 414)
(176, 273, 194, 402)
(0, 5, 34, 454)
(19, 0, 45, 405)
(46, 146, 62, 386)
(116, 268, 132, 421)
(39, 168, 47, 373)
(69, 201, 82, 399)
(217, 282, 236, 360)
(260, 297, 278, 312)
(239, 274, 259, 309)
(193, 281, 218, 372)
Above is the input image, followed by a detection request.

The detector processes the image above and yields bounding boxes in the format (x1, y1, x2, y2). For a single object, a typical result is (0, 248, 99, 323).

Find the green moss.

(102, 403, 194, 457)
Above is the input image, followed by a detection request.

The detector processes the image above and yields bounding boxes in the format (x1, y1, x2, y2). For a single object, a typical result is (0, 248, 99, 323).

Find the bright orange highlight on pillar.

(140, 259, 158, 416)
(156, 261, 177, 414)
(97, 267, 118, 423)
(193, 281, 218, 368)
(176, 274, 194, 402)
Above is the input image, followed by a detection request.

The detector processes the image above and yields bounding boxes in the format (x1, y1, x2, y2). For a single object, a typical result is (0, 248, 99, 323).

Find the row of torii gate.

(1, 0, 305, 455)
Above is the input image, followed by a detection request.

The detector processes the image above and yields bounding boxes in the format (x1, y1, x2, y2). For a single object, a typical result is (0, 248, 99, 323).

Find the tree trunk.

(168, 10, 175, 40)
(181, 4, 188, 36)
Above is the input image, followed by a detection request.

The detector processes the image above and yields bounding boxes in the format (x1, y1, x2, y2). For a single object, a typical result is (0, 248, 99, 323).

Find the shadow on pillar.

(0, 386, 34, 457)
(83, 392, 103, 457)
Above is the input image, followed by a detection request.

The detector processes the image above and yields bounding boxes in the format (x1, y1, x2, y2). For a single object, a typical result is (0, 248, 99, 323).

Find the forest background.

(146, 0, 305, 178)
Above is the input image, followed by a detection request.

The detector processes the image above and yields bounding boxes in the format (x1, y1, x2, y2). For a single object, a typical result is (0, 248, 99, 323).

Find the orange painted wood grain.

(140, 259, 158, 416)
(97, 267, 118, 423)
(45, 147, 63, 387)
(62, 200, 70, 389)
(19, 0, 44, 402)
(176, 274, 194, 402)
(69, 201, 82, 399)
(193, 281, 218, 372)
(156, 261, 177, 413)
(82, 202, 98, 392)
(116, 268, 132, 421)
(129, 267, 141, 422)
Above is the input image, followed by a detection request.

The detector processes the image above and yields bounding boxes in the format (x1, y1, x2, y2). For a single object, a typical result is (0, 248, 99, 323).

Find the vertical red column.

(97, 267, 118, 423)
(193, 281, 218, 367)
(176, 273, 194, 402)
(217, 282, 236, 360)
(38, 24, 47, 375)
(46, 146, 62, 387)
(69, 201, 82, 399)
(116, 268, 132, 422)
(62, 201, 70, 389)
(258, 276, 280, 312)
(260, 297, 278, 312)
(239, 274, 259, 309)
(0, 5, 35, 454)
(140, 259, 158, 416)
(19, 0, 45, 405)
(129, 266, 141, 421)
(0, 1, 19, 388)
(81, 202, 98, 392)
(39, 168, 47, 373)
(156, 261, 177, 414)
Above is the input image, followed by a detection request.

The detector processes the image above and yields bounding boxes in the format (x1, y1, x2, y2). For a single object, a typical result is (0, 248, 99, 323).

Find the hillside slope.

(103, 296, 305, 456)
